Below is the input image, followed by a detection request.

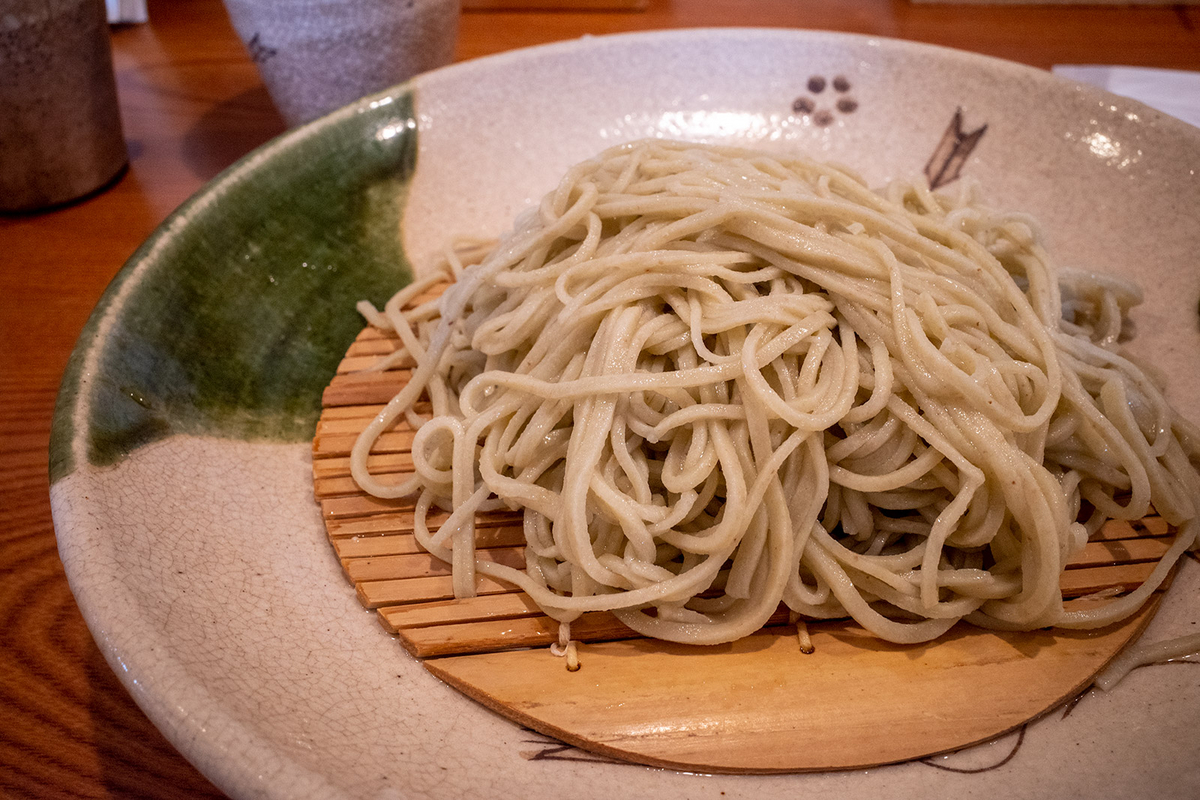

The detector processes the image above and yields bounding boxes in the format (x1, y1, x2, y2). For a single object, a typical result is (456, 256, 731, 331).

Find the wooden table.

(1, 0, 1197, 796)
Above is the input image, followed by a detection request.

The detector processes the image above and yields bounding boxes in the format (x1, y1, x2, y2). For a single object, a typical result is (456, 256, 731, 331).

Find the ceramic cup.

(0, 0, 128, 212)
(222, 0, 460, 127)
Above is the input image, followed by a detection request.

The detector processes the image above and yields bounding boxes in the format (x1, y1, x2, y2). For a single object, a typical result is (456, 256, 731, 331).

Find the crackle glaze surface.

(51, 29, 1200, 799)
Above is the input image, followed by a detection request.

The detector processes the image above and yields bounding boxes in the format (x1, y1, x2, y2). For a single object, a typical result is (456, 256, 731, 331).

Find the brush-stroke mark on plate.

(925, 108, 987, 190)
(919, 726, 1025, 774)
(518, 730, 628, 766)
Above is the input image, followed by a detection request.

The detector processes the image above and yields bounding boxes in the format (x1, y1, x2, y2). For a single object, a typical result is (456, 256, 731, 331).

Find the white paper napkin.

(1053, 65, 1200, 129)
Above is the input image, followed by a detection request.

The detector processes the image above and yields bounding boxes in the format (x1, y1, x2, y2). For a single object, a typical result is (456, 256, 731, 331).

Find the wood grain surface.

(427, 606, 1160, 772)
(2, 0, 1199, 797)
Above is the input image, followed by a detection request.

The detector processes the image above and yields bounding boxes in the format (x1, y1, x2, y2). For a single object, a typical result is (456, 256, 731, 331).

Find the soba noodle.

(349, 139, 1200, 655)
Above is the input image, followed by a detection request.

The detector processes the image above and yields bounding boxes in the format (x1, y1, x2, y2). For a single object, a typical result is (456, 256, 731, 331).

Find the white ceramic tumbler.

(222, 0, 460, 127)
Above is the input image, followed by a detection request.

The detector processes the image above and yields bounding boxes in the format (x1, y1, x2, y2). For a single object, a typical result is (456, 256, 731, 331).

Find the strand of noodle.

(1095, 633, 1200, 691)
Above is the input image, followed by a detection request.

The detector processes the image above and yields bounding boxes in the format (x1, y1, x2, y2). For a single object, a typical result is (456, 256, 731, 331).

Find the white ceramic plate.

(51, 29, 1200, 799)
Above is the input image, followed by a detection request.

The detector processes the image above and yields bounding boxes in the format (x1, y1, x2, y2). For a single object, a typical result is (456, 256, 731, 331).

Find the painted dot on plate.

(833, 75, 851, 92)
(807, 76, 826, 93)
(837, 98, 859, 114)
(793, 97, 816, 114)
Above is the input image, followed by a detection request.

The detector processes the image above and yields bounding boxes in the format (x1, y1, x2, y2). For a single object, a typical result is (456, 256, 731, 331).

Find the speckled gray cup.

(0, 0, 127, 212)
(222, 0, 460, 127)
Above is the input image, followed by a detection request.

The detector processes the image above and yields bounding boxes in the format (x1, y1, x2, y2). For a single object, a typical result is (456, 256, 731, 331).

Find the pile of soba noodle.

(351, 139, 1200, 663)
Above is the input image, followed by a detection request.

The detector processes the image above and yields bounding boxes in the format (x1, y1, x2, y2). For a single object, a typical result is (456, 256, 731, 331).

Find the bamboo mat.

(313, 317, 1175, 662)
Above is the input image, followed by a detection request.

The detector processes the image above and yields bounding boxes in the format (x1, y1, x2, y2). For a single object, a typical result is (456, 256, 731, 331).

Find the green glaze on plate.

(50, 91, 418, 482)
